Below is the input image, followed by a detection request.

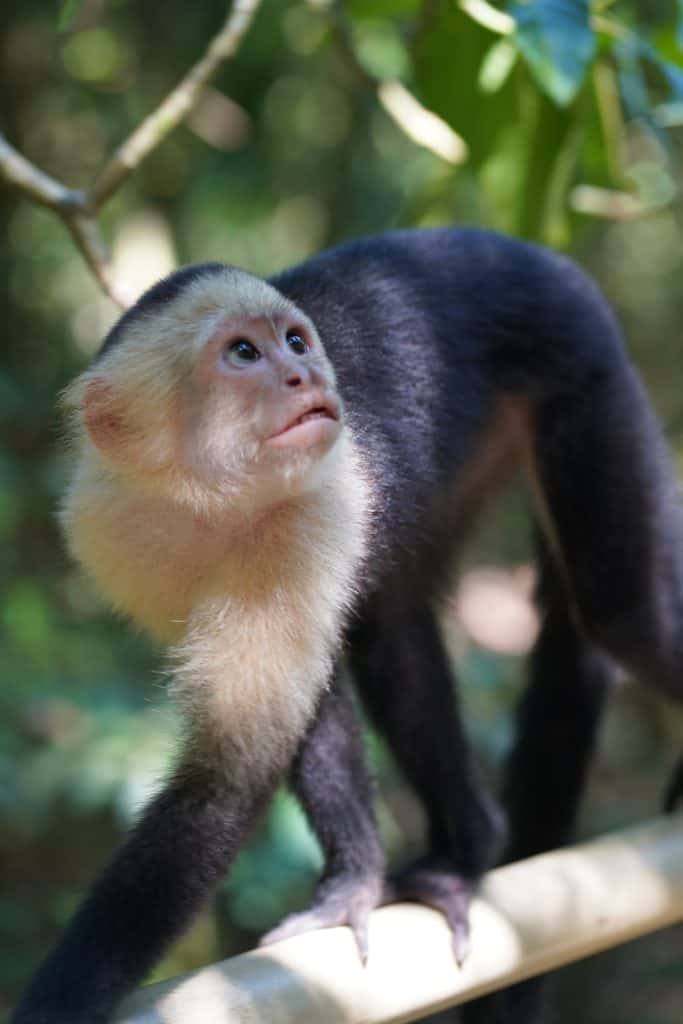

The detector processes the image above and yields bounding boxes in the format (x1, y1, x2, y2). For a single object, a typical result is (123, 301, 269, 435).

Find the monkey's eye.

(224, 339, 261, 366)
(286, 329, 308, 355)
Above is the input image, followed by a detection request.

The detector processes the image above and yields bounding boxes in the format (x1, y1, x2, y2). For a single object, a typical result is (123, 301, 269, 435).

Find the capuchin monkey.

(12, 228, 683, 1024)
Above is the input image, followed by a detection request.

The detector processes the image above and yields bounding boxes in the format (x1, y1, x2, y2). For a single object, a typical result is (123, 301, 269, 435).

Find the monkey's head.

(64, 266, 343, 510)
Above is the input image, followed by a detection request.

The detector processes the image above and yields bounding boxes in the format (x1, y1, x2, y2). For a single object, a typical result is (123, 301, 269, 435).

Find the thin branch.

(0, 133, 129, 304)
(377, 82, 468, 164)
(90, 0, 262, 208)
(64, 215, 136, 308)
(0, 133, 84, 211)
(0, 0, 263, 308)
(458, 0, 514, 35)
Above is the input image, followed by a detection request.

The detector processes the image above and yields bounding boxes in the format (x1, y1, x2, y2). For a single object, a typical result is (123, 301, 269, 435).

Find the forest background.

(3, 1, 683, 1020)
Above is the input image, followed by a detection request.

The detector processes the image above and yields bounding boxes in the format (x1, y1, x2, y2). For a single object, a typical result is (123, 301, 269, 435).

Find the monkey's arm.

(261, 674, 385, 961)
(10, 755, 274, 1024)
(263, 609, 505, 966)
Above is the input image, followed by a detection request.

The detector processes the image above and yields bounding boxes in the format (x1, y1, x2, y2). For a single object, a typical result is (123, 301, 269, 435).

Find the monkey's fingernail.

(351, 922, 369, 965)
(452, 926, 469, 967)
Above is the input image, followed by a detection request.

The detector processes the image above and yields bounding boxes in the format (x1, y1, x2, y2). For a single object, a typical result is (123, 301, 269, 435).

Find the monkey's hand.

(383, 856, 474, 966)
(663, 753, 683, 813)
(259, 871, 383, 964)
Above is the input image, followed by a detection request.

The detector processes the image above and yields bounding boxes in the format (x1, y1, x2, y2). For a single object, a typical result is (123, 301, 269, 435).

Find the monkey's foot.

(383, 857, 474, 965)
(259, 873, 383, 963)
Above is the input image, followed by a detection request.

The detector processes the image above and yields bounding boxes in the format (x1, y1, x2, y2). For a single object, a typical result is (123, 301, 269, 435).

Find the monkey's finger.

(260, 902, 374, 965)
(261, 910, 371, 966)
(440, 889, 471, 966)
(259, 909, 337, 948)
(384, 859, 473, 966)
(451, 922, 470, 967)
(348, 907, 370, 965)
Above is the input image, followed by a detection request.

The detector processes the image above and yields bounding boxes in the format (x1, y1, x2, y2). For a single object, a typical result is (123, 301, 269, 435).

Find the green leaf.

(614, 39, 670, 147)
(614, 39, 650, 120)
(633, 42, 683, 131)
(349, 20, 410, 80)
(641, 44, 683, 102)
(508, 0, 596, 105)
(57, 0, 84, 32)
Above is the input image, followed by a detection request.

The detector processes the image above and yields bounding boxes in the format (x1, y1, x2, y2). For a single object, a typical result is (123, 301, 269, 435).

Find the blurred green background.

(3, 1, 683, 1021)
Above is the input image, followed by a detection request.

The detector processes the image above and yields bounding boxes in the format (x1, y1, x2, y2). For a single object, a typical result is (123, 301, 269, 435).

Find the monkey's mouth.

(267, 401, 340, 448)
(287, 406, 336, 430)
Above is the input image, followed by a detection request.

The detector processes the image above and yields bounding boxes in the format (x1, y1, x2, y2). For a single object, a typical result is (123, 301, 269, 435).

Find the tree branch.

(64, 215, 137, 308)
(0, 133, 127, 305)
(0, 0, 263, 308)
(90, 0, 262, 208)
(0, 133, 83, 211)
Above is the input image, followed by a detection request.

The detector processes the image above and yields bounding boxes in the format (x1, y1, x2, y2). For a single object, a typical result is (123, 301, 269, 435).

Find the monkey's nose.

(285, 373, 303, 388)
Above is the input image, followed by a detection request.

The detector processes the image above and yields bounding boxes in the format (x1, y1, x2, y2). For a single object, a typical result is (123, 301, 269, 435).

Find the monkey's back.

(272, 228, 630, 591)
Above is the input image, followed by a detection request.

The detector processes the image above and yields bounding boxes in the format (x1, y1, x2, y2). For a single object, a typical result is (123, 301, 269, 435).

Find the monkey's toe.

(383, 857, 474, 965)
(259, 873, 383, 963)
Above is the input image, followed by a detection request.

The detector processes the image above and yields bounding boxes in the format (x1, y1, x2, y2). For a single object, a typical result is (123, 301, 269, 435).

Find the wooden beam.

(116, 814, 683, 1023)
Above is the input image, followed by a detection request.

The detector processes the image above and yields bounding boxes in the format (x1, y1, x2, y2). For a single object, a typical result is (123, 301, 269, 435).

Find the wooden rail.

(115, 814, 683, 1023)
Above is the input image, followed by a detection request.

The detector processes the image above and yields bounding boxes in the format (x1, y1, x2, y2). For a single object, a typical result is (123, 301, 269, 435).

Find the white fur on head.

(61, 266, 336, 512)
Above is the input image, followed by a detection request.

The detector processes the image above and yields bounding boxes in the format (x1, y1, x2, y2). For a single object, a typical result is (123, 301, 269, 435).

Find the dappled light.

(452, 566, 539, 656)
(112, 210, 177, 305)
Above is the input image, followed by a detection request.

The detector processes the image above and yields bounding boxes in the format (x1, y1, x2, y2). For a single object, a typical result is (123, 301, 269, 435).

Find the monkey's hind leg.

(502, 541, 617, 863)
(528, 362, 683, 794)
(462, 355, 683, 1023)
(349, 602, 505, 964)
(460, 543, 616, 1024)
(259, 675, 385, 961)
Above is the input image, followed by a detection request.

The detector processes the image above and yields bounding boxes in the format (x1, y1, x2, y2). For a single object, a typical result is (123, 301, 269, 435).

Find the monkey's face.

(183, 310, 343, 501)
(67, 270, 344, 511)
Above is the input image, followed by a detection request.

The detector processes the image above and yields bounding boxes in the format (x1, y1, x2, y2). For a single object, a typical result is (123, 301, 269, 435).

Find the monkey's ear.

(83, 377, 129, 455)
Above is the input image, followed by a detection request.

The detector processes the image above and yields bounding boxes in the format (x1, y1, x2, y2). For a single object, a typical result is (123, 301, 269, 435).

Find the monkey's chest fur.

(62, 439, 371, 658)
(62, 449, 371, 770)
(64, 480, 234, 642)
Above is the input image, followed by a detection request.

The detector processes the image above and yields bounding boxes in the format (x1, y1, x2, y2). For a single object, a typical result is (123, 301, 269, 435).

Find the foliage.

(2, 1, 683, 1021)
